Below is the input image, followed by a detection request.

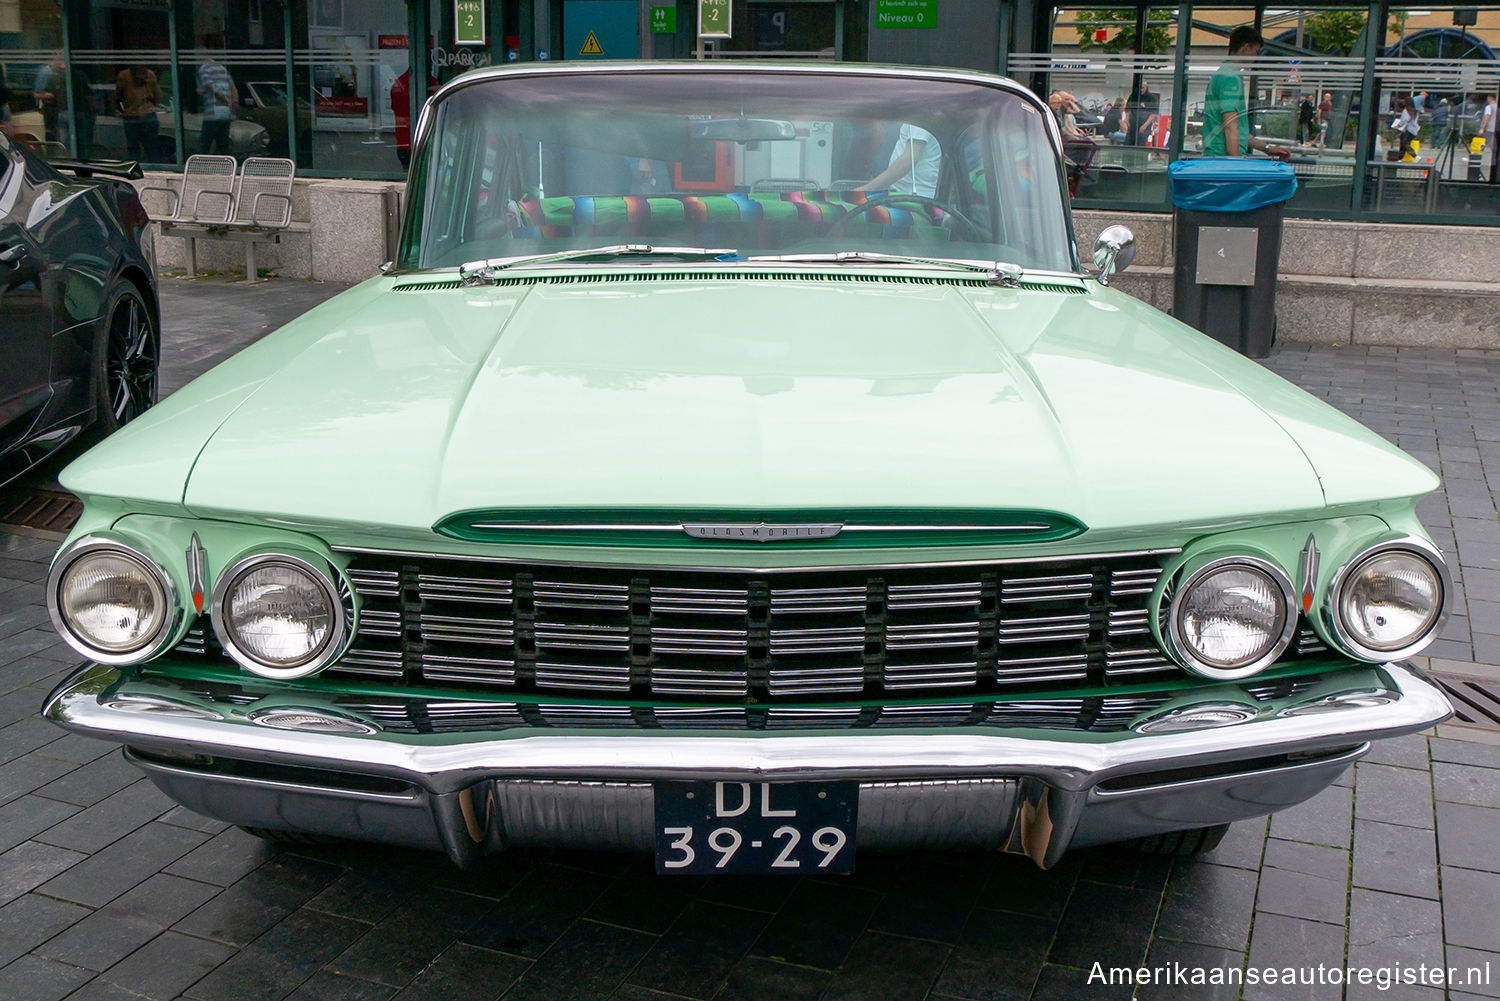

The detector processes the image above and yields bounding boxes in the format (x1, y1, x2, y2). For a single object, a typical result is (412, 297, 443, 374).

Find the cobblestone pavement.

(1, 280, 1499, 1001)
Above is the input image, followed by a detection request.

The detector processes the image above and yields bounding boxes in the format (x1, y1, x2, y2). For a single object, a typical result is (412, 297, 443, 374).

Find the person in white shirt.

(859, 123, 942, 197)
(1482, 94, 1497, 181)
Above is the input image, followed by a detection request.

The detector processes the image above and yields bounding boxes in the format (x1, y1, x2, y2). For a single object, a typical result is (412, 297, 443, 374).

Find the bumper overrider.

(45, 661, 1450, 869)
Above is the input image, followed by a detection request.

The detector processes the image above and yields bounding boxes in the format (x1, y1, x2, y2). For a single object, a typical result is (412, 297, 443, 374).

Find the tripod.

(1434, 117, 1462, 183)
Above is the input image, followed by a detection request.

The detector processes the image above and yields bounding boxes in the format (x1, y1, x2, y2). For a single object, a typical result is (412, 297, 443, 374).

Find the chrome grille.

(303, 549, 1190, 701)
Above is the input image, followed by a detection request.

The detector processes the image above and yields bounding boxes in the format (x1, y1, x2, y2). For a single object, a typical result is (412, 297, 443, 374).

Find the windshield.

(400, 69, 1074, 273)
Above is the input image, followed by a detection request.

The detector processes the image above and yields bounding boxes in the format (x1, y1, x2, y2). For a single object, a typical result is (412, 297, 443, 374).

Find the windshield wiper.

(458, 245, 738, 285)
(746, 251, 1024, 287)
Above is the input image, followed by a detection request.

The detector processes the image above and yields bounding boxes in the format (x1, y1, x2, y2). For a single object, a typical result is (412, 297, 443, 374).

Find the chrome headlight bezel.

(1165, 554, 1298, 681)
(209, 551, 352, 680)
(1326, 537, 1449, 663)
(46, 534, 182, 666)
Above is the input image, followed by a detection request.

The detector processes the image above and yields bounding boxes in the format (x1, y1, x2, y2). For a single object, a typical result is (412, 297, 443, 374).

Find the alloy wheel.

(106, 290, 157, 425)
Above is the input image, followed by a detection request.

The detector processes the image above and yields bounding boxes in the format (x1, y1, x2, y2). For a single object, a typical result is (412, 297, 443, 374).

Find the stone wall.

(1074, 209, 1500, 349)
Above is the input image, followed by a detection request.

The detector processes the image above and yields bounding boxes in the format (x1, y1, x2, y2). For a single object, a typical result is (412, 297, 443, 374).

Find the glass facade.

(3, 0, 1500, 223)
(1015, 2, 1500, 221)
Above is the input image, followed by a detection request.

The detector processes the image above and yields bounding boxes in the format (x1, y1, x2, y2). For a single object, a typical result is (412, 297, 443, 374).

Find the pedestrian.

(196, 36, 238, 156)
(1432, 96, 1450, 150)
(1318, 91, 1333, 145)
(114, 64, 162, 163)
(1297, 95, 1317, 143)
(1483, 93, 1498, 182)
(1391, 96, 1419, 160)
(1102, 96, 1129, 143)
(31, 52, 66, 144)
(1201, 26, 1292, 160)
(858, 123, 942, 197)
(1126, 76, 1159, 146)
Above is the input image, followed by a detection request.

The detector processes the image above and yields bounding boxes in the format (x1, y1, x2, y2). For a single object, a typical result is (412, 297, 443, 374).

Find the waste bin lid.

(1168, 158, 1298, 212)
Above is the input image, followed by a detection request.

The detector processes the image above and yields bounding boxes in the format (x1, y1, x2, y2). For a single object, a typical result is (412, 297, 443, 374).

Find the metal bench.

(148, 157, 295, 281)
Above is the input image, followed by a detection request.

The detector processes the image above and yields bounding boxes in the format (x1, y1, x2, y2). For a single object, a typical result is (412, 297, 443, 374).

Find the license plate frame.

(653, 780, 859, 875)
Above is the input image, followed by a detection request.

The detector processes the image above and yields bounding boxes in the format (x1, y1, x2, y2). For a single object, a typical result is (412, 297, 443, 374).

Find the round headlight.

(1335, 546, 1445, 659)
(1168, 557, 1296, 680)
(212, 554, 345, 679)
(47, 539, 178, 665)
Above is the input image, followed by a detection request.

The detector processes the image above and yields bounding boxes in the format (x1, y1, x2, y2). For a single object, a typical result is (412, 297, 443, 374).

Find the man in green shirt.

(1202, 26, 1292, 160)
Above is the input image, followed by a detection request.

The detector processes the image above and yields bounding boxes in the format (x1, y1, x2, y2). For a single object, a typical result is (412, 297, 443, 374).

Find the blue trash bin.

(1168, 159, 1298, 357)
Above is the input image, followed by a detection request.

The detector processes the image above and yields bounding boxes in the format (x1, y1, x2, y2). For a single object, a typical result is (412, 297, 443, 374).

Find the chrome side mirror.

(1093, 225, 1136, 286)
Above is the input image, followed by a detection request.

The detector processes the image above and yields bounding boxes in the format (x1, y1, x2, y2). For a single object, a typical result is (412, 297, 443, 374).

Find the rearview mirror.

(691, 117, 797, 142)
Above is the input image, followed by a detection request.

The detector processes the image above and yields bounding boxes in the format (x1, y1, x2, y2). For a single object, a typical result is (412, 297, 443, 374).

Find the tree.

(1074, 9, 1175, 55)
(1300, 10, 1368, 56)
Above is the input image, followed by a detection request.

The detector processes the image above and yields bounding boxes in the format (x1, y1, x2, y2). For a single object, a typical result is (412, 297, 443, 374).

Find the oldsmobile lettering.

(680, 522, 844, 542)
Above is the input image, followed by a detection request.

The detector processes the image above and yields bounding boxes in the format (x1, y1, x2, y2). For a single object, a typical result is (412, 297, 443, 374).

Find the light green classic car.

(42, 63, 1452, 874)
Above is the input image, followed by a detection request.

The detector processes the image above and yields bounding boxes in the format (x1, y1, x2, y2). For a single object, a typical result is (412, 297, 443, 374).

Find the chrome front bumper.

(44, 662, 1451, 868)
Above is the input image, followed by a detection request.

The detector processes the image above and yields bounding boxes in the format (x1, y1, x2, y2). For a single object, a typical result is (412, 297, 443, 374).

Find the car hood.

(64, 272, 1436, 535)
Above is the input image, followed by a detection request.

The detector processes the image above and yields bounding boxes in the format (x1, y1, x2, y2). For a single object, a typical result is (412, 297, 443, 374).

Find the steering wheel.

(828, 193, 987, 242)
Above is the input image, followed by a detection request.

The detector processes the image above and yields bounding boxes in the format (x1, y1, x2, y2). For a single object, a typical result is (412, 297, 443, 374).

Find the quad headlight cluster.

(1162, 538, 1449, 680)
(49, 537, 351, 679)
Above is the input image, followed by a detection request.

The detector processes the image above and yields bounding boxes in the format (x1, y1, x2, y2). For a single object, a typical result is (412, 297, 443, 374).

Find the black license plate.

(654, 781, 858, 875)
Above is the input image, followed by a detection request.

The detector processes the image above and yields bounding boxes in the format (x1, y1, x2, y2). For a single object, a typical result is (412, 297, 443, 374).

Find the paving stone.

(33, 752, 143, 808)
(747, 879, 880, 971)
(1047, 877, 1158, 970)
(0, 953, 96, 1001)
(860, 854, 987, 944)
(1444, 946, 1500, 999)
(0, 892, 91, 967)
(38, 873, 222, 972)
(1351, 819, 1438, 899)
(499, 919, 657, 1001)
(185, 908, 371, 1001)
(627, 900, 768, 999)
(586, 862, 702, 936)
(99, 930, 236, 1000)
(1430, 736, 1500, 768)
(459, 862, 617, 959)
(0, 838, 85, 907)
(0, 751, 77, 807)
(715, 956, 829, 1001)
(0, 717, 67, 766)
(1255, 864, 1348, 925)
(1077, 848, 1172, 891)
(1361, 733, 1431, 770)
(1346, 889, 1443, 981)
(1268, 783, 1353, 848)
(330, 887, 493, 987)
(158, 805, 232, 835)
(173, 854, 345, 947)
(56, 979, 145, 1001)
(1443, 867, 1500, 954)
(1435, 761, 1500, 808)
(1354, 762, 1435, 830)
(1436, 802, 1500, 873)
(0, 792, 78, 856)
(1199, 817, 1268, 870)
(975, 853, 1082, 921)
(1030, 963, 1134, 1000)
(820, 932, 949, 1001)
(34, 735, 119, 767)
(284, 971, 398, 1001)
(1138, 939, 1244, 1001)
(1243, 913, 1347, 1001)
(388, 942, 528, 1001)
(1155, 862, 1257, 951)
(39, 821, 210, 909)
(930, 906, 1051, 1001)
(36, 779, 176, 854)
(163, 826, 282, 887)
(1261, 838, 1348, 882)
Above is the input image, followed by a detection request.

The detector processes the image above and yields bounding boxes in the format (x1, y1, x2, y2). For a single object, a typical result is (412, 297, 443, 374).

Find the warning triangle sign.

(580, 30, 604, 55)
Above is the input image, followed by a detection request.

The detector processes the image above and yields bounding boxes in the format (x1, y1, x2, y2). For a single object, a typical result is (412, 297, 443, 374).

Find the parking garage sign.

(876, 0, 938, 28)
(699, 0, 731, 38)
(455, 0, 485, 45)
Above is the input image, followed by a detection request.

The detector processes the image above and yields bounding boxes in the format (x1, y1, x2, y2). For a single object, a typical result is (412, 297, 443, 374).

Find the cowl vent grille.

(391, 271, 1090, 294)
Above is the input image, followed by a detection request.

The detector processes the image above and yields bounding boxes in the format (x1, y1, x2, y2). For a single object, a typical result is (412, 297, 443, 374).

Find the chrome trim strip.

(1324, 535, 1452, 662)
(46, 534, 183, 667)
(328, 545, 1182, 575)
(45, 662, 1450, 796)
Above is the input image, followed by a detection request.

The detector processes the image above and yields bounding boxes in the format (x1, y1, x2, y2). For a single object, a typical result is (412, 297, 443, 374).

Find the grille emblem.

(681, 522, 844, 542)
